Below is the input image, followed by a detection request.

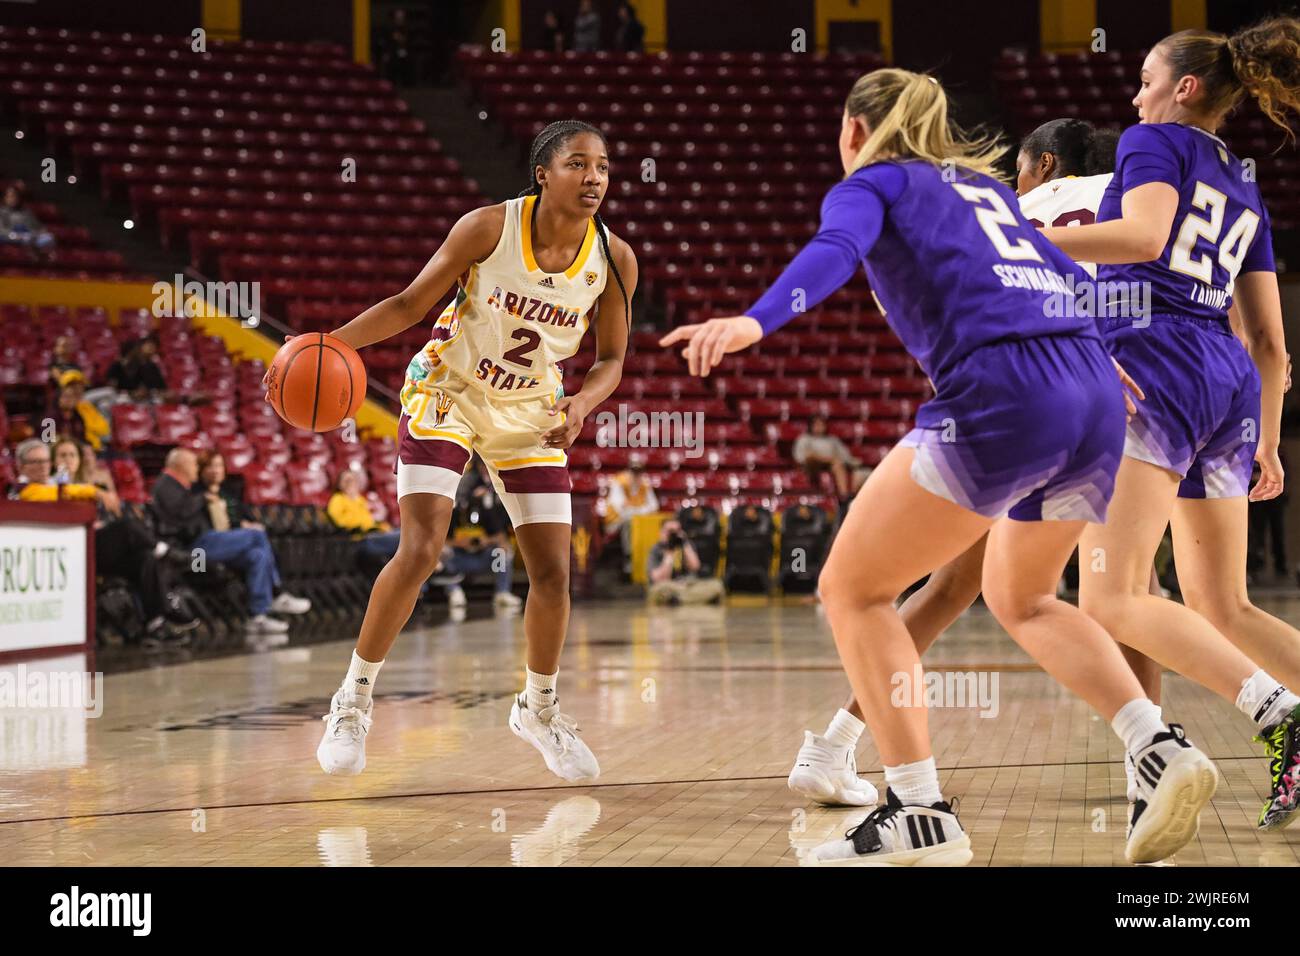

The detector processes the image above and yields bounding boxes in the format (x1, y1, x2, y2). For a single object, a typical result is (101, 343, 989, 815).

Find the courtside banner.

(0, 521, 87, 653)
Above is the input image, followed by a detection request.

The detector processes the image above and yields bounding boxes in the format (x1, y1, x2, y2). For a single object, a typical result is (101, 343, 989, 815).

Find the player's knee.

(818, 559, 892, 612)
(1182, 589, 1253, 633)
(397, 537, 443, 577)
(983, 582, 1050, 631)
(527, 558, 569, 597)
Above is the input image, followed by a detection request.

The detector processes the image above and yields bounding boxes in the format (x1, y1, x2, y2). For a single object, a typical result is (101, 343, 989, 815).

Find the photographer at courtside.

(646, 518, 724, 606)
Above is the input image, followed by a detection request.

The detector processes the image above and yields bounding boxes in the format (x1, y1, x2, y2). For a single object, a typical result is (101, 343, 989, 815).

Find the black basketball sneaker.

(1255, 704, 1300, 831)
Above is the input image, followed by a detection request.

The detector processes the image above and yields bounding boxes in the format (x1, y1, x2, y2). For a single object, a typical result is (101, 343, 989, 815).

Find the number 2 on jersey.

(502, 327, 542, 367)
(950, 183, 1044, 263)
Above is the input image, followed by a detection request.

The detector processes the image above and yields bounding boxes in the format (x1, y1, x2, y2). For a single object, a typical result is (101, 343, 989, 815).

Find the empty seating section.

(994, 48, 1300, 228)
(0, 166, 136, 279)
(458, 47, 927, 512)
(0, 24, 489, 355)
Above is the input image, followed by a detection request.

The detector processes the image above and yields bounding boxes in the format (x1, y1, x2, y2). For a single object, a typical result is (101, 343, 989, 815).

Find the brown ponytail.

(1160, 19, 1300, 141)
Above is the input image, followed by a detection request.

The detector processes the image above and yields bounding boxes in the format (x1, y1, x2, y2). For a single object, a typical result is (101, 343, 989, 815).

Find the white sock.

(883, 756, 942, 805)
(525, 668, 558, 713)
(343, 651, 383, 704)
(1112, 697, 1165, 753)
(824, 708, 865, 749)
(1236, 670, 1300, 728)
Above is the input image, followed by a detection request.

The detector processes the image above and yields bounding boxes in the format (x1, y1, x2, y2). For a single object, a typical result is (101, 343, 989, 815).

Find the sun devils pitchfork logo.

(434, 391, 453, 425)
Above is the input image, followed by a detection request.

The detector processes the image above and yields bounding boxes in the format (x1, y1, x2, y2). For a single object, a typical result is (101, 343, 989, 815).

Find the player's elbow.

(1133, 233, 1166, 262)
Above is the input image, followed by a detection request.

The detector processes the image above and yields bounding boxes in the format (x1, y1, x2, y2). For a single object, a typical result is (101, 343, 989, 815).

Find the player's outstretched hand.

(262, 334, 296, 403)
(541, 395, 590, 450)
(1251, 445, 1285, 502)
(659, 316, 763, 377)
(1112, 358, 1144, 421)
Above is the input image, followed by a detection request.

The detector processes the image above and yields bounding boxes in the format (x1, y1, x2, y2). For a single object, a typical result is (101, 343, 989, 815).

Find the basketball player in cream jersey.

(315, 120, 637, 781)
(785, 118, 1170, 811)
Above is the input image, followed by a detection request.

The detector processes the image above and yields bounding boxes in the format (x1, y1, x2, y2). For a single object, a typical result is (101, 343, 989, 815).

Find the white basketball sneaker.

(803, 788, 972, 867)
(317, 689, 373, 776)
(509, 695, 600, 781)
(1125, 723, 1217, 864)
(788, 731, 879, 806)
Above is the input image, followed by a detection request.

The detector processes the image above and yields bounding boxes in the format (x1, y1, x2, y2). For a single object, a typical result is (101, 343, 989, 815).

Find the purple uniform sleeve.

(1115, 124, 1183, 193)
(1242, 198, 1276, 274)
(746, 163, 907, 335)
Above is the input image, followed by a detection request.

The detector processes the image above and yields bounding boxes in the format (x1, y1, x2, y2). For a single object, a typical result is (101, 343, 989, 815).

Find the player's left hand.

(541, 395, 590, 449)
(1113, 358, 1144, 421)
(1251, 444, 1285, 502)
(659, 316, 763, 377)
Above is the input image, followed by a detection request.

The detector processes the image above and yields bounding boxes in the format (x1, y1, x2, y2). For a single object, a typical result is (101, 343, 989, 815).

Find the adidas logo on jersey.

(538, 276, 555, 288)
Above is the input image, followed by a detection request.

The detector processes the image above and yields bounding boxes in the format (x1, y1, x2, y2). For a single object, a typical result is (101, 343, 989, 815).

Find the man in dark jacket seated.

(151, 447, 310, 636)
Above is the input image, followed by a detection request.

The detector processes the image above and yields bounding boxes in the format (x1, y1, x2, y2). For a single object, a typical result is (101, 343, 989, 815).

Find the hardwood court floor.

(3, 596, 1300, 867)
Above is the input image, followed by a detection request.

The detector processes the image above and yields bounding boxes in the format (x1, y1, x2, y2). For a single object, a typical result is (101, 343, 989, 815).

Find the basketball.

(265, 333, 367, 432)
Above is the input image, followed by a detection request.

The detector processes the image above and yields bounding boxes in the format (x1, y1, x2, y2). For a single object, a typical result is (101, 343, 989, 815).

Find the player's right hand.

(1252, 444, 1284, 502)
(659, 316, 763, 377)
(262, 334, 296, 402)
(1112, 357, 1144, 421)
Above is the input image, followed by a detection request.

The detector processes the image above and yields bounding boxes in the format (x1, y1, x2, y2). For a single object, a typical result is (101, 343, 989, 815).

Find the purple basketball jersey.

(1096, 123, 1275, 322)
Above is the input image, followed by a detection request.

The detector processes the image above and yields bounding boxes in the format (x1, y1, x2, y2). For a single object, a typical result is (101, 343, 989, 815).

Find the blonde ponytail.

(844, 68, 1008, 181)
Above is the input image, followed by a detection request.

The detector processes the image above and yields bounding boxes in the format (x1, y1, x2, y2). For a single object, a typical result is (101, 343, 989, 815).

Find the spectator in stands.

(792, 415, 858, 499)
(107, 335, 167, 401)
(572, 0, 602, 51)
(196, 450, 264, 532)
(647, 518, 725, 605)
(327, 466, 399, 576)
(47, 336, 81, 388)
(47, 371, 111, 452)
(54, 436, 196, 644)
(541, 10, 566, 52)
(614, 2, 645, 52)
(0, 182, 54, 258)
(603, 454, 659, 567)
(10, 437, 97, 502)
(151, 447, 310, 636)
(77, 441, 118, 497)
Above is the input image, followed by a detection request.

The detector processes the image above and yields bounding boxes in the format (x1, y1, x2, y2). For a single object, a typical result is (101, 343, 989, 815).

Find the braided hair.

(518, 119, 631, 330)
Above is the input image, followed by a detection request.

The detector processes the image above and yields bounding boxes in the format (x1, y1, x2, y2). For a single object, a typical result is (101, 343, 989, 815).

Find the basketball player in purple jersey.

(784, 113, 1300, 838)
(1045, 21, 1300, 832)
(663, 69, 1214, 865)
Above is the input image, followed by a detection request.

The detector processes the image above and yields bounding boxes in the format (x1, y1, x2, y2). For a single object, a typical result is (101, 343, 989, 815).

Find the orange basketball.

(265, 333, 367, 432)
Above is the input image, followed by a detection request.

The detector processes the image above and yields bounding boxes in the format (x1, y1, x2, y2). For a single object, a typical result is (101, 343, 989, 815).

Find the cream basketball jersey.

(413, 194, 610, 402)
(1019, 173, 1112, 277)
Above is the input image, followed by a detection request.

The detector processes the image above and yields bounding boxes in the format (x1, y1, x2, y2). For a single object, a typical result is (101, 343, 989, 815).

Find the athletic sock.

(343, 650, 383, 704)
(824, 708, 865, 750)
(1236, 670, 1300, 728)
(526, 668, 558, 714)
(1112, 697, 1165, 753)
(883, 755, 942, 805)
